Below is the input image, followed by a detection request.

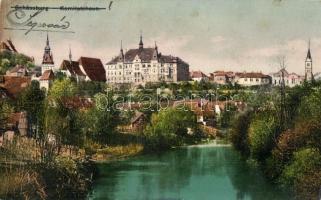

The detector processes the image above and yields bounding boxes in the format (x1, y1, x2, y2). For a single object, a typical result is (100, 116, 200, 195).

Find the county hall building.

(105, 35, 190, 85)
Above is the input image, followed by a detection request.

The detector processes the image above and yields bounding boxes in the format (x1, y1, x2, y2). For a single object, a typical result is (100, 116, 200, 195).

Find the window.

(256, 78, 259, 82)
(250, 78, 253, 82)
(244, 78, 248, 81)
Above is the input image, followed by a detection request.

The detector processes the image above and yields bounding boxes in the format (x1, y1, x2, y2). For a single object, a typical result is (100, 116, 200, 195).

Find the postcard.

(0, 0, 321, 199)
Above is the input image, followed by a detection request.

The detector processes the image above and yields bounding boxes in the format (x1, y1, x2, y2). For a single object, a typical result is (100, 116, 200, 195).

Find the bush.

(143, 107, 197, 150)
(281, 148, 321, 200)
(229, 110, 252, 156)
(248, 113, 278, 161)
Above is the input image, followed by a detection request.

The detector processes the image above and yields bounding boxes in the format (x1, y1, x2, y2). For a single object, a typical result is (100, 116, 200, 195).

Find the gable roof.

(40, 70, 55, 81)
(60, 60, 85, 77)
(130, 111, 145, 124)
(78, 57, 106, 82)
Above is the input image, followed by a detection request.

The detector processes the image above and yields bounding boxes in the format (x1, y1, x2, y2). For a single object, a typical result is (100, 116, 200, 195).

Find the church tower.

(139, 32, 144, 50)
(42, 34, 54, 74)
(305, 40, 313, 82)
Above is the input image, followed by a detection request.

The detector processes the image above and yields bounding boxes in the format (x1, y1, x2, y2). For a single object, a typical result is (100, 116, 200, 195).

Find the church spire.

(45, 33, 51, 52)
(139, 31, 143, 50)
(69, 45, 72, 61)
(119, 40, 124, 62)
(305, 39, 313, 81)
(306, 39, 312, 60)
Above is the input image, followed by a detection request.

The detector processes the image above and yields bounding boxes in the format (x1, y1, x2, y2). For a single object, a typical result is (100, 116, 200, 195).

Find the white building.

(105, 35, 189, 85)
(190, 70, 209, 82)
(270, 69, 304, 87)
(39, 69, 54, 91)
(235, 72, 271, 86)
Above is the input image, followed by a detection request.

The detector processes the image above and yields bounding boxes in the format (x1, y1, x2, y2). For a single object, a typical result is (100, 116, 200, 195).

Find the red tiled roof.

(190, 70, 208, 78)
(212, 71, 234, 77)
(78, 57, 106, 82)
(40, 70, 55, 80)
(0, 76, 31, 98)
(61, 96, 94, 109)
(237, 72, 270, 78)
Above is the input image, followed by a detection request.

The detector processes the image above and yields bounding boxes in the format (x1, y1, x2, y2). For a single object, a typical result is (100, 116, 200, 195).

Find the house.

(0, 75, 31, 98)
(61, 96, 94, 110)
(78, 57, 106, 82)
(173, 99, 216, 126)
(39, 69, 55, 91)
(6, 112, 28, 136)
(6, 65, 29, 77)
(60, 48, 106, 82)
(235, 72, 271, 86)
(210, 71, 234, 85)
(60, 60, 86, 82)
(190, 70, 209, 82)
(270, 69, 304, 87)
(130, 111, 147, 131)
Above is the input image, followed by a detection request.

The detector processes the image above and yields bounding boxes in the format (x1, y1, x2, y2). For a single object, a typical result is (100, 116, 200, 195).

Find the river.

(88, 143, 292, 200)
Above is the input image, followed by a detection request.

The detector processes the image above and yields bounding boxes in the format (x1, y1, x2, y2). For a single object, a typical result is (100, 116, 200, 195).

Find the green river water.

(88, 143, 292, 200)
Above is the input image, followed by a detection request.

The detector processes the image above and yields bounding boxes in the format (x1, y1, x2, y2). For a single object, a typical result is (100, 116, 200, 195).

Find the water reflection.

(89, 145, 292, 200)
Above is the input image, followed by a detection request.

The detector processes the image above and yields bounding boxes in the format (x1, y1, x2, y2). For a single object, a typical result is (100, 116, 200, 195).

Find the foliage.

(83, 92, 120, 143)
(280, 148, 321, 200)
(219, 103, 238, 128)
(76, 81, 107, 97)
(0, 51, 34, 74)
(44, 79, 84, 157)
(143, 107, 197, 150)
(17, 80, 46, 137)
(248, 112, 278, 160)
(229, 110, 252, 156)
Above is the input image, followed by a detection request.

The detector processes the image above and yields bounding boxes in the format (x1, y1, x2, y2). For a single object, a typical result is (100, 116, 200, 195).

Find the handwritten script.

(4, 2, 112, 35)
(6, 9, 71, 35)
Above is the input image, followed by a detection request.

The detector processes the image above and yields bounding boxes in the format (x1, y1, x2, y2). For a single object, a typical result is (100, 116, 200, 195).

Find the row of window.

(243, 78, 269, 83)
(106, 63, 173, 70)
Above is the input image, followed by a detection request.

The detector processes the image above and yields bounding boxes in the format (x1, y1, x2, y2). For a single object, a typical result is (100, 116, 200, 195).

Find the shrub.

(281, 148, 321, 200)
(248, 113, 278, 161)
(229, 110, 252, 156)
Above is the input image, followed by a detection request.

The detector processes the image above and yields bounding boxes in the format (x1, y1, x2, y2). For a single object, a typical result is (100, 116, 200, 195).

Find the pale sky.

(1, 0, 321, 75)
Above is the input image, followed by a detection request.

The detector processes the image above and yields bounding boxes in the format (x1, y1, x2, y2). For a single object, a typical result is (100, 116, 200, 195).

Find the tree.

(281, 148, 321, 200)
(17, 80, 46, 137)
(143, 107, 197, 150)
(44, 78, 80, 157)
(229, 110, 252, 156)
(83, 92, 120, 144)
(248, 112, 278, 161)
